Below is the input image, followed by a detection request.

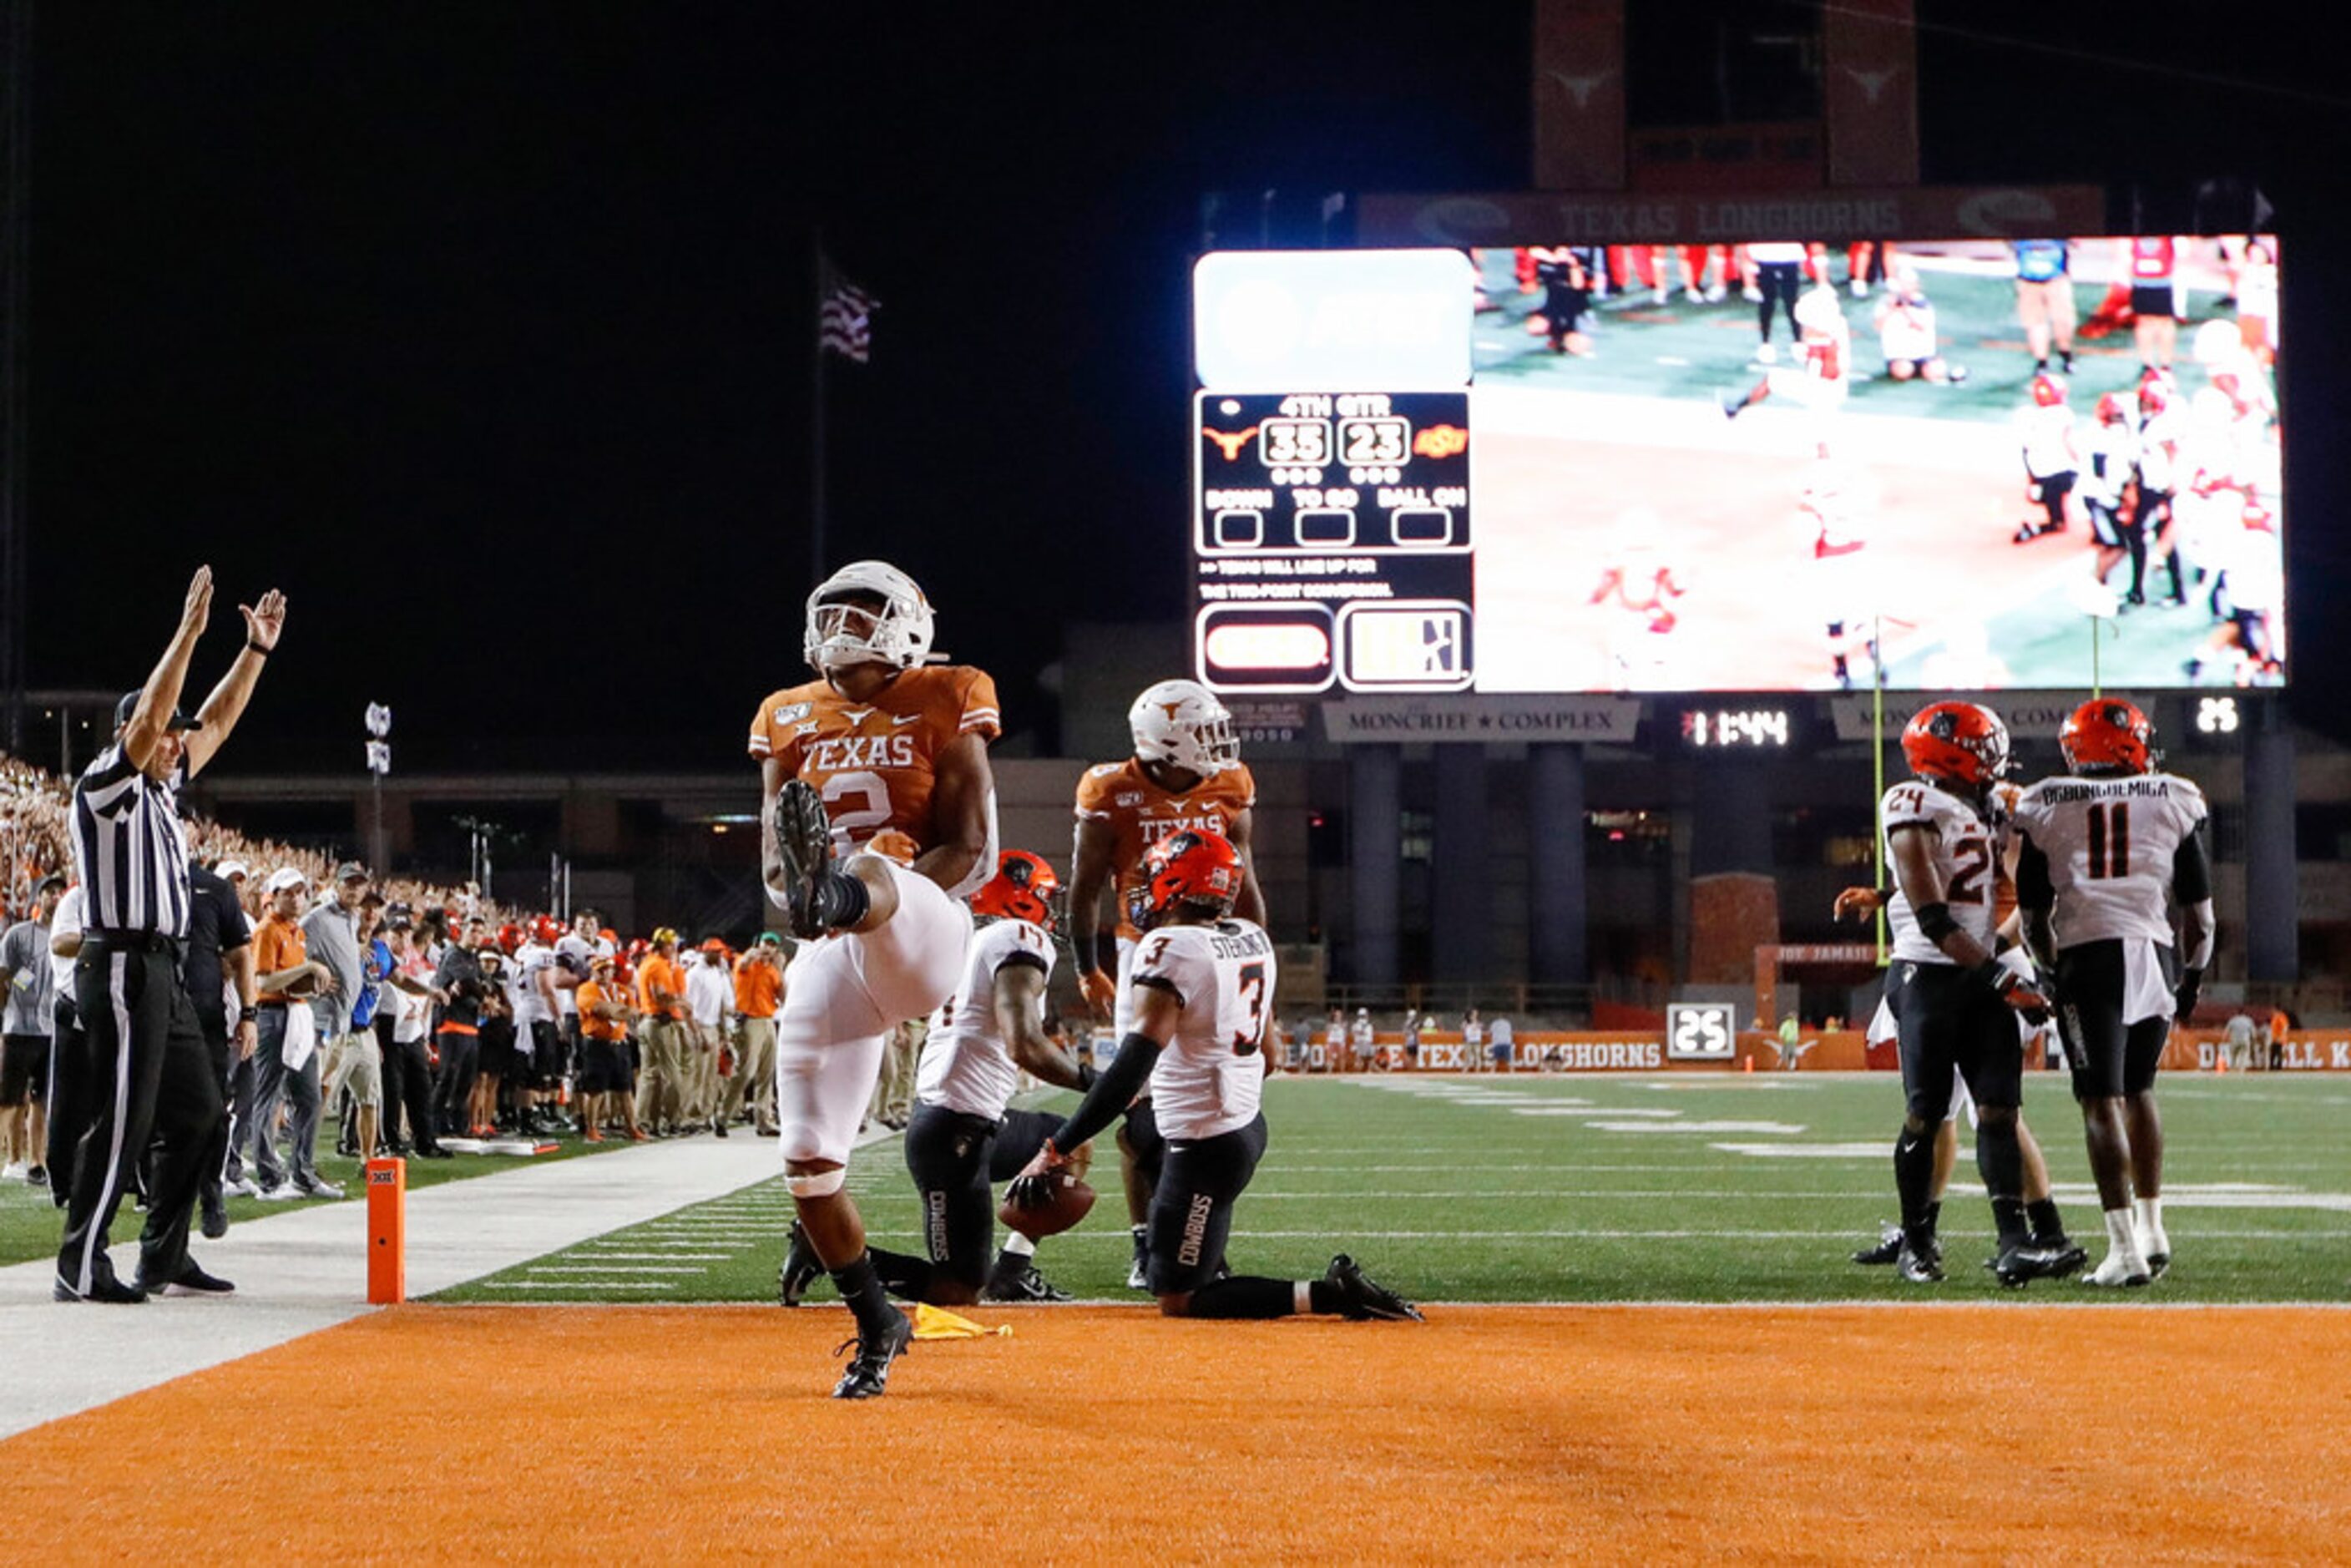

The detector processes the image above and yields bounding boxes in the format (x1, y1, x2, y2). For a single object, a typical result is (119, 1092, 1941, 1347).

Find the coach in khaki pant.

(721, 934, 783, 1136)
(633, 930, 690, 1136)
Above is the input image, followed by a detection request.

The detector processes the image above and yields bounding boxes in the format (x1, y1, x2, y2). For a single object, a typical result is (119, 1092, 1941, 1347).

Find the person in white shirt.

(1012, 831, 1421, 1323)
(685, 940, 736, 1135)
(2012, 373, 2079, 544)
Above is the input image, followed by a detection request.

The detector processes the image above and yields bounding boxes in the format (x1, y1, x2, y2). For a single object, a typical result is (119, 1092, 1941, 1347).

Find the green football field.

(438, 1073, 2351, 1306)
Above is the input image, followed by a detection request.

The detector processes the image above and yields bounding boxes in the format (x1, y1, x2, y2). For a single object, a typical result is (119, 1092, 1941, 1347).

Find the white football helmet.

(803, 560, 935, 674)
(1128, 679, 1239, 775)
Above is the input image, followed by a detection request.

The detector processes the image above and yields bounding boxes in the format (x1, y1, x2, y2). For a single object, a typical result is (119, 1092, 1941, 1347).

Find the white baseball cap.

(264, 866, 310, 894)
(216, 859, 251, 883)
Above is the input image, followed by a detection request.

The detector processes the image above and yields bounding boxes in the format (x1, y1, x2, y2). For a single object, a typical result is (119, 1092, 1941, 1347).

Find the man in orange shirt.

(633, 928, 690, 1138)
(245, 868, 337, 1199)
(572, 955, 641, 1142)
(722, 933, 784, 1136)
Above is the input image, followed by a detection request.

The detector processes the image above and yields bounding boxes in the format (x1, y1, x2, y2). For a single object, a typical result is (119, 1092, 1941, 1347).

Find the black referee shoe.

(54, 1275, 146, 1305)
(149, 1263, 236, 1297)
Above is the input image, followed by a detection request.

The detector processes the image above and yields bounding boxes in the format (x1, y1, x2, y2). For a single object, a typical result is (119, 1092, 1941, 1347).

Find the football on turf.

(999, 1172, 1096, 1241)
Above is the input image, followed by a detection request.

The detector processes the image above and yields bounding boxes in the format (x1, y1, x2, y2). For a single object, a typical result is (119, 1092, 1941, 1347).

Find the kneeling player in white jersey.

(1069, 679, 1263, 1290)
(784, 851, 1097, 1309)
(1013, 832, 1421, 1322)
(2012, 699, 2213, 1287)
(1876, 703, 2081, 1288)
(751, 560, 999, 1399)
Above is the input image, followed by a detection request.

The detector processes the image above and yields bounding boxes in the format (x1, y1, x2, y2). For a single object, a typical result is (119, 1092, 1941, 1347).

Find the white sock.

(2133, 1195, 2167, 1253)
(2103, 1207, 2142, 1262)
(1294, 1280, 1314, 1314)
(1001, 1232, 1036, 1260)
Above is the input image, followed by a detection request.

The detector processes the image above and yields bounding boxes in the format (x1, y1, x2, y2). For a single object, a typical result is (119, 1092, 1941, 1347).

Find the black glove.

(2174, 967, 2204, 1024)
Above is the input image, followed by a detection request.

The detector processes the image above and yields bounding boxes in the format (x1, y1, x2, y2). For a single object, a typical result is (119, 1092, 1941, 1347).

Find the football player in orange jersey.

(1069, 679, 1263, 1289)
(749, 560, 999, 1399)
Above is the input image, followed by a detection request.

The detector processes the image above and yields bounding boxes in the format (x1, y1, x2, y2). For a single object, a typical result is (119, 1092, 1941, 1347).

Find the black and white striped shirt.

(71, 741, 193, 938)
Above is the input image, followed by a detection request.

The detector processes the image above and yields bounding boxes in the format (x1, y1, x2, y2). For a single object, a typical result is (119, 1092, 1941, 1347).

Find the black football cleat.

(1126, 1227, 1150, 1292)
(2145, 1250, 2171, 1281)
(2031, 1237, 2089, 1280)
(771, 779, 838, 940)
(831, 1309, 913, 1400)
(982, 1266, 1074, 1304)
(1895, 1232, 1944, 1284)
(1990, 1239, 2076, 1290)
(776, 1220, 823, 1308)
(1324, 1254, 1425, 1322)
(1853, 1222, 1904, 1267)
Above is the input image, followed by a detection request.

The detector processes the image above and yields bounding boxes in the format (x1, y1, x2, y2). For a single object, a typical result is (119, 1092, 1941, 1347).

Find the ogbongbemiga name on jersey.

(2011, 771, 2207, 948)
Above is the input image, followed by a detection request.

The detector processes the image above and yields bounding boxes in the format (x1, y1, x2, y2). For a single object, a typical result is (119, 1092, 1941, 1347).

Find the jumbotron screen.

(1191, 238, 2283, 695)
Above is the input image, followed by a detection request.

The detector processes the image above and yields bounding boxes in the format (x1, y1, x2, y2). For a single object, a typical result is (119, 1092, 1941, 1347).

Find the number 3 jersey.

(2008, 772, 2207, 948)
(916, 915, 1054, 1122)
(1880, 780, 2002, 965)
(746, 665, 1002, 898)
(1130, 918, 1275, 1141)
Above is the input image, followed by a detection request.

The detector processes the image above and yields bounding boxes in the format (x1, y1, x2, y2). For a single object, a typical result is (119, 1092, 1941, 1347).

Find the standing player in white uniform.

(2011, 372, 2079, 544)
(2012, 699, 2213, 1286)
(1014, 832, 1420, 1322)
(1875, 702, 2080, 1288)
(779, 850, 1097, 1309)
(751, 560, 999, 1399)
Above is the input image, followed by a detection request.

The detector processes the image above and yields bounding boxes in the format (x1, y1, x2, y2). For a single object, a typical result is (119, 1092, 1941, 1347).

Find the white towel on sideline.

(281, 1002, 317, 1072)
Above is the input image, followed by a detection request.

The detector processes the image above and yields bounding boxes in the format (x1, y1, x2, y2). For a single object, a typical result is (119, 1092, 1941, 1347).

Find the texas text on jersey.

(1130, 918, 1274, 1142)
(747, 664, 1001, 897)
(916, 916, 1055, 1123)
(1074, 758, 1257, 942)
(1879, 781, 2002, 965)
(2010, 772, 2207, 948)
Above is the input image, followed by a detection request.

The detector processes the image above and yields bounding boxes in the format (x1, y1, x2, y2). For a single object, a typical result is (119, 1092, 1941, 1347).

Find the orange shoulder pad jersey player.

(1074, 756, 1257, 940)
(748, 665, 1001, 856)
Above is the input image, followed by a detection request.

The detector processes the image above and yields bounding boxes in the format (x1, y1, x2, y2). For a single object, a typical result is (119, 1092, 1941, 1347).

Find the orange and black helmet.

(1130, 830, 1245, 930)
(972, 849, 1059, 928)
(2060, 697, 2156, 776)
(1901, 701, 2011, 791)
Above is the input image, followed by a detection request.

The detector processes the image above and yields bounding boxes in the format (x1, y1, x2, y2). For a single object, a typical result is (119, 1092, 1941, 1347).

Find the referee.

(56, 566, 286, 1303)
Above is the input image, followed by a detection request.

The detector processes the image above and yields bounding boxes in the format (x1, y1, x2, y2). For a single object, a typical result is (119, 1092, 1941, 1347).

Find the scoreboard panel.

(1194, 390, 1472, 694)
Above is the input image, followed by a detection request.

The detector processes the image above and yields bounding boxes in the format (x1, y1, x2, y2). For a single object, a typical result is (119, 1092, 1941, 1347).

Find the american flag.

(817, 258, 876, 363)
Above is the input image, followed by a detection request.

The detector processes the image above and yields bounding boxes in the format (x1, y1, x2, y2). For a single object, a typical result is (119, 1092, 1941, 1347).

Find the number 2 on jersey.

(1232, 960, 1267, 1055)
(821, 770, 893, 852)
(1946, 834, 1992, 905)
(2085, 802, 2131, 880)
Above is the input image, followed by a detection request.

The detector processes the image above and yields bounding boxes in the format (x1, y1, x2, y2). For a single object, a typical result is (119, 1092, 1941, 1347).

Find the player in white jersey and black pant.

(1013, 831, 1420, 1322)
(58, 568, 284, 1303)
(779, 851, 1098, 1308)
(1877, 702, 2081, 1289)
(2013, 699, 2213, 1287)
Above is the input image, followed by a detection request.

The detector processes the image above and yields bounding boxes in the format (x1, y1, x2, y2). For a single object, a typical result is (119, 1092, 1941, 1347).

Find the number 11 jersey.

(1130, 918, 1274, 1141)
(1880, 780, 2001, 965)
(2009, 772, 2207, 948)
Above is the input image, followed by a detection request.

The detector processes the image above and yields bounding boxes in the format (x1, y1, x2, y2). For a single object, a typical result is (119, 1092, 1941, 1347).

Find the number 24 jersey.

(1880, 780, 2001, 965)
(2009, 772, 2207, 948)
(1130, 918, 1275, 1141)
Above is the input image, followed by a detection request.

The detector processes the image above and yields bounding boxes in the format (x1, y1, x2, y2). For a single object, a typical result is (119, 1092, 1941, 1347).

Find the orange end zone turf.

(11, 1305, 2348, 1560)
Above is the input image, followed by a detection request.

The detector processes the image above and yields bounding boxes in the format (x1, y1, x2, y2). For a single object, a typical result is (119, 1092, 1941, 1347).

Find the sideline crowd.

(3, 751, 829, 1241)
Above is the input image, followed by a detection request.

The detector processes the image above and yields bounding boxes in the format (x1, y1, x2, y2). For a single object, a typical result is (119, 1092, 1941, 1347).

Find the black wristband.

(245, 640, 270, 655)
(1968, 958, 2015, 996)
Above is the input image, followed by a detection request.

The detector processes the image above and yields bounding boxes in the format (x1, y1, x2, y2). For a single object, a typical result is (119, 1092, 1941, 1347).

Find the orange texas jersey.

(1075, 756, 1257, 940)
(748, 665, 1001, 857)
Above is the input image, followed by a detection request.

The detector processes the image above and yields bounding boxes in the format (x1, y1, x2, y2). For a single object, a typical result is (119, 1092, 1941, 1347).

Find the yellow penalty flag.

(910, 1303, 1012, 1341)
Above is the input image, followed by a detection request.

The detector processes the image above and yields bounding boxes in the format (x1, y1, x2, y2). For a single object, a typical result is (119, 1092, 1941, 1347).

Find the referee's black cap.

(114, 690, 204, 732)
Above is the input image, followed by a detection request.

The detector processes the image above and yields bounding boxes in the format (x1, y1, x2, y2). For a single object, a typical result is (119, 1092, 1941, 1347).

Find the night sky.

(20, 1, 2349, 774)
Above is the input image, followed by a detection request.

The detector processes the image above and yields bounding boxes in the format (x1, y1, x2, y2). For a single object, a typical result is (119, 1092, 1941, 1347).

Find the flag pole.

(811, 235, 829, 590)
